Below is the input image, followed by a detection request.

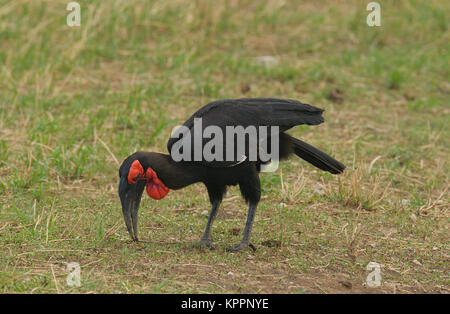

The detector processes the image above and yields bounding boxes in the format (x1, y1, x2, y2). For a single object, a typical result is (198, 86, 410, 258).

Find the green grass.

(0, 0, 448, 293)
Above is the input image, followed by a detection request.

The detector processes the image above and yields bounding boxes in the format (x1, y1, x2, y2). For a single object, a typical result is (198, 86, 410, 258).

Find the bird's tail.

(289, 136, 345, 174)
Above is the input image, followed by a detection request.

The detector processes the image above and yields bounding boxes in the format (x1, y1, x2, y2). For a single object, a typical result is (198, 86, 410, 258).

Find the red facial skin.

(127, 160, 169, 200)
(127, 159, 145, 184)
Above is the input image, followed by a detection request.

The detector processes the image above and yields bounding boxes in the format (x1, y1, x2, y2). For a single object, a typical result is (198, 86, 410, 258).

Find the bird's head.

(118, 153, 169, 241)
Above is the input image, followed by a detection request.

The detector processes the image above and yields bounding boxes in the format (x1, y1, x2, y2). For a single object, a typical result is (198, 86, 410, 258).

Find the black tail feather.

(289, 136, 345, 174)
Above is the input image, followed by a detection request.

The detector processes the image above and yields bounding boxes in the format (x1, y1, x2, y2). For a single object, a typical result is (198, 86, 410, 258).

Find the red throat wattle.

(127, 160, 169, 200)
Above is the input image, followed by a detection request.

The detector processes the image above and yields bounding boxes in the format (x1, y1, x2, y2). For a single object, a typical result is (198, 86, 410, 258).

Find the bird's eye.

(127, 160, 144, 184)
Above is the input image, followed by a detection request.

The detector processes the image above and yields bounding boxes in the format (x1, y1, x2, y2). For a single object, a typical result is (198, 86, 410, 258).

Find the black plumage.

(118, 98, 345, 251)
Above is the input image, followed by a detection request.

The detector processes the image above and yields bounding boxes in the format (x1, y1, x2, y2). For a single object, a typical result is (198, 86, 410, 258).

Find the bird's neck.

(146, 152, 203, 190)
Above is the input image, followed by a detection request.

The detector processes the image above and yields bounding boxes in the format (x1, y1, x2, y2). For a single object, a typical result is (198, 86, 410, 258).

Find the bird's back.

(178, 98, 324, 131)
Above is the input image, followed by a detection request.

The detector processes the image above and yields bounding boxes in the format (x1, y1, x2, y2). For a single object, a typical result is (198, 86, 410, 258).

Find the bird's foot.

(197, 238, 216, 250)
(226, 241, 256, 252)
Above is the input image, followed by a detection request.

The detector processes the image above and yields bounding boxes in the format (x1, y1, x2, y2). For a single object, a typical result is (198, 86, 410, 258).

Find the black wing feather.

(167, 98, 325, 167)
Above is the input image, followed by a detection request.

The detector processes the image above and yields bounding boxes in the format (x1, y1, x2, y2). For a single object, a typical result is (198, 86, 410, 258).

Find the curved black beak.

(118, 176, 145, 241)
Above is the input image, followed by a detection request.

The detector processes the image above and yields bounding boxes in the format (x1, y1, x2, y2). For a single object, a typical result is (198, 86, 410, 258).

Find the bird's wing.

(166, 98, 325, 167)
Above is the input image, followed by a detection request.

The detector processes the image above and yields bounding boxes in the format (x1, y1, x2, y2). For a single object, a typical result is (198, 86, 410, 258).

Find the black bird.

(118, 98, 345, 252)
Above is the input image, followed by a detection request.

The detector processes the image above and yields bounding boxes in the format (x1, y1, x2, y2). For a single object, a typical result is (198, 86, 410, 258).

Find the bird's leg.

(198, 200, 220, 250)
(226, 202, 258, 252)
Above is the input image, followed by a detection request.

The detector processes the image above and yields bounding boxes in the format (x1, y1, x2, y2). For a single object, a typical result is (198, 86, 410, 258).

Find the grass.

(0, 0, 448, 293)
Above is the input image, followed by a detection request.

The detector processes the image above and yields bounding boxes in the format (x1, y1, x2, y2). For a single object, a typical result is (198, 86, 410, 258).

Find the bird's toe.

(197, 239, 216, 250)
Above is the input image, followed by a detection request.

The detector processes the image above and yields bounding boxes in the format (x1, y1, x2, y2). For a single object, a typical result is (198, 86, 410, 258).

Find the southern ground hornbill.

(118, 98, 345, 252)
